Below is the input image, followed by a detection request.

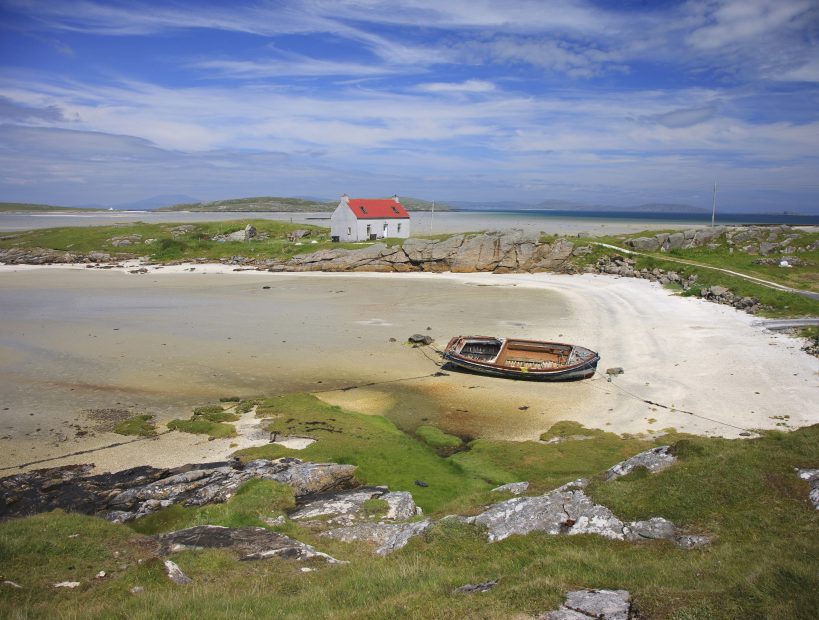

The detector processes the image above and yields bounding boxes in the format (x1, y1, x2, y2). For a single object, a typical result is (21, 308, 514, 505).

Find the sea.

(1, 209, 817, 235)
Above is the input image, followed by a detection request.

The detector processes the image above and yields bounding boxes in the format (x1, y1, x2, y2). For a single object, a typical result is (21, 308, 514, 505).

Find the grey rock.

(289, 486, 389, 522)
(155, 525, 342, 563)
(383, 491, 421, 520)
(289, 486, 418, 524)
(624, 517, 676, 541)
(163, 559, 192, 585)
(606, 367, 624, 375)
(674, 534, 711, 549)
(627, 237, 661, 251)
(322, 519, 431, 555)
(555, 478, 589, 492)
(408, 334, 434, 346)
(605, 446, 676, 480)
(490, 481, 529, 495)
(663, 232, 685, 251)
(474, 489, 625, 542)
(758, 242, 779, 256)
(797, 469, 819, 509)
(453, 579, 499, 594)
(543, 589, 633, 620)
(1, 459, 356, 522)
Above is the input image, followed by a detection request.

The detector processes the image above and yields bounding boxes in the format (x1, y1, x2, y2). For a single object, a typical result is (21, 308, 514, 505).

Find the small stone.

(414, 480, 429, 488)
(454, 579, 499, 594)
(53, 581, 81, 589)
(408, 334, 434, 346)
(605, 367, 624, 375)
(130, 586, 144, 595)
(3, 580, 22, 589)
(490, 481, 529, 495)
(164, 559, 192, 585)
(95, 571, 106, 579)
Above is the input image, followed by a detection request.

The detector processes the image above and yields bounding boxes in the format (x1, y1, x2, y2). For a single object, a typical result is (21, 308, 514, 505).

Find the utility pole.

(711, 180, 717, 227)
(430, 200, 435, 235)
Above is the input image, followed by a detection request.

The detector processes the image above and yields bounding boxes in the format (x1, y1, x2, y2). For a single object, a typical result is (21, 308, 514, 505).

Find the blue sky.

(1, 0, 818, 212)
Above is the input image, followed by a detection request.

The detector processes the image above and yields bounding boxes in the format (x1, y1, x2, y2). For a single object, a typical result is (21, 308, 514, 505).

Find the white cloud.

(416, 80, 496, 93)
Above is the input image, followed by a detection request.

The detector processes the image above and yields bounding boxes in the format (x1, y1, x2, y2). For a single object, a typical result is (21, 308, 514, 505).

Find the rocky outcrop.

(605, 446, 676, 480)
(472, 486, 706, 548)
(0, 247, 128, 264)
(266, 230, 576, 274)
(588, 255, 765, 314)
(0, 458, 356, 522)
(797, 469, 819, 509)
(625, 225, 804, 256)
(322, 519, 431, 555)
(541, 589, 634, 620)
(154, 525, 342, 563)
(289, 486, 420, 525)
(213, 224, 257, 243)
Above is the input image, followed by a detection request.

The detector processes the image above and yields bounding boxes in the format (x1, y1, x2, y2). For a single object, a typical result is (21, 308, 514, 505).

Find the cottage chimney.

(392, 194, 399, 203)
(341, 193, 349, 204)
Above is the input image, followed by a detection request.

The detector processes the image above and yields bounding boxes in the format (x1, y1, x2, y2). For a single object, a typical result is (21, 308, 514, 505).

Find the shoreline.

(1, 265, 817, 475)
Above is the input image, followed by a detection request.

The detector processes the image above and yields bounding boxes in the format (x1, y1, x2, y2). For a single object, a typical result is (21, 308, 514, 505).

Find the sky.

(1, 0, 818, 212)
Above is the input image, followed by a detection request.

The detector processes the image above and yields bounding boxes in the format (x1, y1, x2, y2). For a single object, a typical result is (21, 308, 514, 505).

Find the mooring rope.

(0, 430, 175, 473)
(589, 371, 759, 435)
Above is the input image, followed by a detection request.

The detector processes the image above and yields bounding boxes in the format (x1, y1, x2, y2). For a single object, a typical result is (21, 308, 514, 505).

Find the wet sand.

(1, 266, 817, 473)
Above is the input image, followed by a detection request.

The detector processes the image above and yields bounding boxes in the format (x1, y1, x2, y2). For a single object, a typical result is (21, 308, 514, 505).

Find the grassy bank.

(1, 394, 817, 618)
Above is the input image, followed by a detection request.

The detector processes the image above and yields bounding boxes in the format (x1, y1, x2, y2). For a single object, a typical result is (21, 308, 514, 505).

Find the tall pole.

(711, 180, 717, 227)
(430, 200, 435, 235)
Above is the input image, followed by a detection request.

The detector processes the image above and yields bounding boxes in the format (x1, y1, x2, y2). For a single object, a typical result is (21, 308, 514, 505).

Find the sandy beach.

(1, 264, 816, 474)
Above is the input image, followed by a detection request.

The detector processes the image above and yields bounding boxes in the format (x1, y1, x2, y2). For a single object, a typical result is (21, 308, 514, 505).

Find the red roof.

(346, 198, 409, 219)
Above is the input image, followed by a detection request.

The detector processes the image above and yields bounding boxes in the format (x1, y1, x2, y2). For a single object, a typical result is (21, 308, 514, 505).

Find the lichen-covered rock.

(604, 446, 676, 480)
(474, 489, 626, 542)
(797, 469, 819, 509)
(541, 589, 633, 620)
(154, 525, 342, 563)
(0, 459, 356, 523)
(490, 481, 529, 495)
(321, 520, 431, 555)
(289, 486, 419, 524)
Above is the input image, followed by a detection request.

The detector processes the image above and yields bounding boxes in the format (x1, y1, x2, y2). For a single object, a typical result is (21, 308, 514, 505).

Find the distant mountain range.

(450, 200, 709, 214)
(156, 195, 452, 212)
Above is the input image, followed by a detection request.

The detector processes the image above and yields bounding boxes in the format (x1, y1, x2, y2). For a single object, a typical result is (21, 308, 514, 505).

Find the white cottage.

(330, 194, 411, 242)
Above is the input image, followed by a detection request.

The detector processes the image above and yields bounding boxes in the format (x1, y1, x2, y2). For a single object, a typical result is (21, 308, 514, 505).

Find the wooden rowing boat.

(442, 336, 599, 381)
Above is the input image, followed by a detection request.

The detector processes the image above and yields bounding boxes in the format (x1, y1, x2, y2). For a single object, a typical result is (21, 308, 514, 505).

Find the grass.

(241, 393, 491, 513)
(113, 414, 157, 437)
(167, 418, 236, 439)
(1, 421, 817, 619)
(129, 479, 295, 535)
(568, 228, 819, 318)
(415, 425, 463, 450)
(0, 219, 357, 262)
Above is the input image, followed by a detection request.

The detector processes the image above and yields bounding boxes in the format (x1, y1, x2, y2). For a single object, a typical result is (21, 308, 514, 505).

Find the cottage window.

(383, 222, 388, 231)
(397, 222, 402, 233)
(347, 227, 351, 235)
(366, 224, 371, 235)
(391, 206, 400, 214)
(360, 206, 368, 214)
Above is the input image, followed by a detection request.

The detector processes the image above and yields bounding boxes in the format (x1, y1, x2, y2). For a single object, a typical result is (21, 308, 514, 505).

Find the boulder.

(604, 446, 676, 480)
(490, 481, 529, 495)
(626, 237, 661, 252)
(322, 519, 431, 555)
(541, 589, 633, 620)
(154, 525, 342, 563)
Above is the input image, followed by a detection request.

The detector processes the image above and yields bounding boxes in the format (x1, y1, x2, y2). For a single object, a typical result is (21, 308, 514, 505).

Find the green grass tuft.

(167, 418, 237, 438)
(415, 424, 463, 449)
(112, 414, 156, 437)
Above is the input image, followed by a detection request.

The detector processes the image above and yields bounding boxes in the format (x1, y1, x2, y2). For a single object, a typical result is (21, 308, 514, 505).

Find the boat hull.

(442, 336, 600, 382)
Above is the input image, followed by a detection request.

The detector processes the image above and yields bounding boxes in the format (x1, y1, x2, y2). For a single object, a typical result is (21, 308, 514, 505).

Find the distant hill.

(109, 194, 200, 210)
(449, 199, 707, 213)
(0, 202, 103, 212)
(157, 195, 451, 212)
